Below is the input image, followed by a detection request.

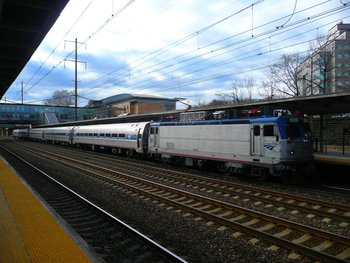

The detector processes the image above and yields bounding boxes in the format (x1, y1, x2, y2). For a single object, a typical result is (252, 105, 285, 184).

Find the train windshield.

(285, 123, 301, 138)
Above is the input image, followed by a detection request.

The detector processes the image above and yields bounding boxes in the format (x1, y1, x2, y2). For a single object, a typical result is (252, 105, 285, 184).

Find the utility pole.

(75, 38, 78, 122)
(21, 81, 24, 104)
(64, 38, 86, 121)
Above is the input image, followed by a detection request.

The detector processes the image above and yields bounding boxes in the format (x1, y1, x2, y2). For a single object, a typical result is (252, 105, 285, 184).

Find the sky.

(2, 0, 350, 108)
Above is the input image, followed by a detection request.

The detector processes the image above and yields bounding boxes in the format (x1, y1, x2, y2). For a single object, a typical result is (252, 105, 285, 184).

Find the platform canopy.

(200, 91, 350, 115)
(0, 0, 69, 98)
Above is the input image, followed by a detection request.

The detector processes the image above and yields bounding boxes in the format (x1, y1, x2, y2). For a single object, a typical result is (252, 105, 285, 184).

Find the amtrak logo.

(264, 144, 277, 150)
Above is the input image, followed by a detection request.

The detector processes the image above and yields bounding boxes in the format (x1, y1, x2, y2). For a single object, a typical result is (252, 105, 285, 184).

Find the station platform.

(0, 157, 93, 263)
(314, 152, 350, 165)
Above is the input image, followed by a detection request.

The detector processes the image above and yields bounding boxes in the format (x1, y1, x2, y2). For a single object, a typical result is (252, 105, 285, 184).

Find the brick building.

(87, 93, 177, 119)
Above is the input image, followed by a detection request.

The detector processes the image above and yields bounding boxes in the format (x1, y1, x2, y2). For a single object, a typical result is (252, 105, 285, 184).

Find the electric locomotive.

(148, 114, 313, 181)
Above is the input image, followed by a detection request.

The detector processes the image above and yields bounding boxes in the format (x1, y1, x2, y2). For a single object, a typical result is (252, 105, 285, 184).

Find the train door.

(140, 123, 150, 152)
(251, 125, 261, 156)
(137, 128, 141, 148)
(69, 127, 75, 144)
(154, 127, 159, 148)
(149, 126, 159, 149)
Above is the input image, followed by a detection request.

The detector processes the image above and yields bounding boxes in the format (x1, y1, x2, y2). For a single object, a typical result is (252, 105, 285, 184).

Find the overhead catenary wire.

(10, 0, 350, 106)
(21, 0, 136, 98)
(80, 3, 350, 98)
(13, 0, 95, 101)
(79, 0, 343, 97)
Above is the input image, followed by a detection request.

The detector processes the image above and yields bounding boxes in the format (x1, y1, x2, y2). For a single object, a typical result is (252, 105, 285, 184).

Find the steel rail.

(10, 142, 350, 263)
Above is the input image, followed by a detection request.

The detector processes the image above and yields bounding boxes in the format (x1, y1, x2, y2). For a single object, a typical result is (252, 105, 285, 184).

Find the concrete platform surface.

(0, 157, 92, 263)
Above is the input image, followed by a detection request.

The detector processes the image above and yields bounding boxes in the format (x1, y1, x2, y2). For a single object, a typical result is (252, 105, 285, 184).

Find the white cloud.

(4, 0, 350, 106)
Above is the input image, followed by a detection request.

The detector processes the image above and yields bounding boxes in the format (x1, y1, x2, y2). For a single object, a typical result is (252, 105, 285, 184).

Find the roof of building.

(88, 93, 177, 106)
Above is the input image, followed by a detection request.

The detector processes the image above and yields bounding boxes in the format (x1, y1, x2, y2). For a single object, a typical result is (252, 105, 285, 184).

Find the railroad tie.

(229, 214, 247, 222)
(241, 218, 260, 226)
(256, 223, 275, 231)
(312, 240, 334, 252)
(273, 228, 293, 238)
(336, 247, 350, 260)
(292, 234, 311, 244)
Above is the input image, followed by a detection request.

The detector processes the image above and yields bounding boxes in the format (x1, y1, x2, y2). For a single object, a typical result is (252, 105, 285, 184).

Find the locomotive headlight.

(290, 151, 294, 155)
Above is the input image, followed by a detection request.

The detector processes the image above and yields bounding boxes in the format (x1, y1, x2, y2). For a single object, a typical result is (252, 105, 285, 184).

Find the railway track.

(0, 145, 186, 263)
(7, 141, 350, 262)
(20, 141, 350, 225)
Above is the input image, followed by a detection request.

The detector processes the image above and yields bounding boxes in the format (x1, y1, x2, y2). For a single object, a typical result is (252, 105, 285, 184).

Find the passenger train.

(13, 112, 314, 182)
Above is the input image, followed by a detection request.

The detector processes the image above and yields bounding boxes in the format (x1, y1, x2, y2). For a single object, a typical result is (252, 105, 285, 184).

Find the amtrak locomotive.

(13, 114, 313, 182)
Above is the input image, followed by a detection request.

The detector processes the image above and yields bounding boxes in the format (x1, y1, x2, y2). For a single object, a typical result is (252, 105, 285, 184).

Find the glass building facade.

(0, 103, 95, 128)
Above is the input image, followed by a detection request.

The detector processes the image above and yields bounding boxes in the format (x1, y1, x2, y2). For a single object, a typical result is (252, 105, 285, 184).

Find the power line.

(11, 0, 350, 105)
(21, 0, 136, 98)
(14, 0, 95, 101)
(80, 3, 350, 97)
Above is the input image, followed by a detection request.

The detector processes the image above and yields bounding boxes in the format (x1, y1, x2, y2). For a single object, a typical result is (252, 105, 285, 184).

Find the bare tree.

(266, 52, 306, 97)
(216, 78, 255, 104)
(259, 77, 278, 100)
(244, 78, 254, 101)
(193, 95, 207, 108)
(45, 90, 74, 106)
(207, 99, 228, 106)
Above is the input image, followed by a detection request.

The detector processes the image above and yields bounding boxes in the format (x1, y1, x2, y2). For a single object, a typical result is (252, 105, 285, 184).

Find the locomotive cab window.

(285, 123, 301, 138)
(263, 125, 274, 136)
(150, 127, 155, 134)
(253, 125, 260, 136)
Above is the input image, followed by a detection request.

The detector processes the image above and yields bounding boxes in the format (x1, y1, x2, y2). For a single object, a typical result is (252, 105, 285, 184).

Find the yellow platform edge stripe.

(0, 157, 92, 263)
(314, 156, 350, 164)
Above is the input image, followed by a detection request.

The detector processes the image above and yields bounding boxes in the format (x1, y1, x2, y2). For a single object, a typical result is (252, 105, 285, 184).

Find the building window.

(337, 81, 343, 86)
(337, 54, 343, 59)
(337, 72, 342, 77)
(337, 63, 342, 68)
